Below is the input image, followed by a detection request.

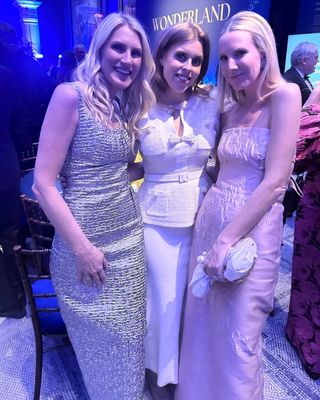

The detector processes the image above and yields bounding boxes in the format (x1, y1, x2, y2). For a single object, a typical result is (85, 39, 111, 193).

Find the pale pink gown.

(175, 127, 284, 400)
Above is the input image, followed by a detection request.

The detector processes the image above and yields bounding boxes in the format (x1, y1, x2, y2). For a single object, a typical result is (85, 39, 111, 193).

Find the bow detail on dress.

(168, 134, 195, 147)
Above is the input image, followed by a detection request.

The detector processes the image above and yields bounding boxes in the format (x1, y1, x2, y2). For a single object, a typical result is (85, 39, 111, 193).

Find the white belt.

(144, 170, 203, 183)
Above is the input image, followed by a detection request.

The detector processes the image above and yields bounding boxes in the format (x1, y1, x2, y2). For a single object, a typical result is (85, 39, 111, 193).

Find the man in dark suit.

(283, 41, 318, 106)
(282, 42, 318, 223)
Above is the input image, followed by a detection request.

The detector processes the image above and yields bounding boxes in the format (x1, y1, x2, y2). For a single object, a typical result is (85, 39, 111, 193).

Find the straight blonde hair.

(217, 11, 284, 112)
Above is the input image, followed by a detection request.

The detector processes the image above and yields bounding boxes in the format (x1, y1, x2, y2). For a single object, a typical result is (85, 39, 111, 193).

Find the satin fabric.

(176, 127, 283, 400)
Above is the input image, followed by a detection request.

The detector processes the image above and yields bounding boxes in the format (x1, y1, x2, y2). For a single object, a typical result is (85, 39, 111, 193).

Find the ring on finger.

(208, 272, 219, 282)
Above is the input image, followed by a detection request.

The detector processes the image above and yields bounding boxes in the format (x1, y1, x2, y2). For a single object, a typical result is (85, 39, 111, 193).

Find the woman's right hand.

(75, 243, 107, 288)
(203, 238, 230, 281)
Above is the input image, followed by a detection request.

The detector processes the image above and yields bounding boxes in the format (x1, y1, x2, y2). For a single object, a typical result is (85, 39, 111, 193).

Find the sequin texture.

(50, 84, 146, 399)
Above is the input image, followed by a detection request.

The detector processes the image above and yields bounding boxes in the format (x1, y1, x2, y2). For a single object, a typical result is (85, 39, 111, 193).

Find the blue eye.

(192, 57, 202, 67)
(175, 52, 187, 62)
(111, 43, 125, 53)
(131, 49, 142, 58)
(235, 49, 247, 58)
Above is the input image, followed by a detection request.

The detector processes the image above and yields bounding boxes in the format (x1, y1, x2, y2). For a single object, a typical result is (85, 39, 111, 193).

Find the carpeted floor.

(0, 217, 319, 400)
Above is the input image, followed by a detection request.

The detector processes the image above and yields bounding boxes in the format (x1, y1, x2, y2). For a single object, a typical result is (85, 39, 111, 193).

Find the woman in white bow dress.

(133, 22, 219, 398)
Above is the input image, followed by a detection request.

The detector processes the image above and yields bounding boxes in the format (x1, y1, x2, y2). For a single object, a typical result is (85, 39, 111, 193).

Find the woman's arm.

(33, 84, 106, 287)
(205, 83, 301, 279)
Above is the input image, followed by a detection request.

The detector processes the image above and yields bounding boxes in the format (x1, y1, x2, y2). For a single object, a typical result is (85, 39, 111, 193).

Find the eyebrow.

(175, 49, 203, 57)
(110, 40, 142, 49)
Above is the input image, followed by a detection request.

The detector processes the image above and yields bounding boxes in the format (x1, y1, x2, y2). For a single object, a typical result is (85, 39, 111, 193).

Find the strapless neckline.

(223, 126, 270, 133)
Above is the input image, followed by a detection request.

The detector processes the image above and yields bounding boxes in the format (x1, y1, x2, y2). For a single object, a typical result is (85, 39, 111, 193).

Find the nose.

(182, 58, 192, 71)
(121, 50, 132, 65)
(228, 58, 238, 70)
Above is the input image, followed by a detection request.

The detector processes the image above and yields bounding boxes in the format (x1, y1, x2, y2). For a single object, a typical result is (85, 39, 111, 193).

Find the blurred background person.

(283, 41, 318, 106)
(74, 43, 86, 65)
(56, 50, 77, 84)
(0, 64, 26, 319)
(0, 22, 55, 148)
(285, 86, 320, 380)
(282, 42, 318, 223)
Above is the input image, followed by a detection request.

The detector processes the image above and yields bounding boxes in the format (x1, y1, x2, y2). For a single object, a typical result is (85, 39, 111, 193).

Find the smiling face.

(219, 30, 263, 94)
(100, 24, 142, 98)
(160, 39, 204, 103)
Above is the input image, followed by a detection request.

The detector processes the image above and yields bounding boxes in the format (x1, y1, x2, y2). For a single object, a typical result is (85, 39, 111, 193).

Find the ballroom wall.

(1, 0, 320, 70)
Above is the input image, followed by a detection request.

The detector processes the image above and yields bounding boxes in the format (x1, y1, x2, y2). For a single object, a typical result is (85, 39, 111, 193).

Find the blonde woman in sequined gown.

(33, 14, 155, 399)
(175, 12, 301, 400)
(134, 23, 219, 399)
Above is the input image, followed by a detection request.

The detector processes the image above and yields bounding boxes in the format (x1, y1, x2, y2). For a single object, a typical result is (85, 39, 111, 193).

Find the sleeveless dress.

(175, 127, 284, 400)
(50, 85, 146, 399)
(137, 94, 218, 386)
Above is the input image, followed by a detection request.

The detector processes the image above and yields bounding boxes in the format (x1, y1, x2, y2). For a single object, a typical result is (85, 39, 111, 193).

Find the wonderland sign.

(152, 3, 231, 31)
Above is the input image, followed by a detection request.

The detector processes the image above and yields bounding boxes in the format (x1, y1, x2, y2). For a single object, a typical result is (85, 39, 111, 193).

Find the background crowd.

(0, 7, 319, 400)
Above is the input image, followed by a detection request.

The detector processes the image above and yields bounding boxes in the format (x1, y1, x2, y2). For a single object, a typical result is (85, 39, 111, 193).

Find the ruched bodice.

(216, 127, 270, 203)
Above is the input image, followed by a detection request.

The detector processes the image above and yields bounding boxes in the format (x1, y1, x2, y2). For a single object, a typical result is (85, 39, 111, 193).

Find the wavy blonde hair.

(74, 13, 155, 142)
(217, 11, 284, 112)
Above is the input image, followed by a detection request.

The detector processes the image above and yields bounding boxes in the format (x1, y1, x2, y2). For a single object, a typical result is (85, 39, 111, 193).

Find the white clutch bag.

(189, 237, 257, 298)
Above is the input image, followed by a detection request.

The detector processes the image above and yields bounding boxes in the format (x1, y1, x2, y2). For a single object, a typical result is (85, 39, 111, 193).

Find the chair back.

(19, 142, 38, 177)
(20, 194, 55, 250)
(14, 246, 68, 400)
(14, 245, 66, 336)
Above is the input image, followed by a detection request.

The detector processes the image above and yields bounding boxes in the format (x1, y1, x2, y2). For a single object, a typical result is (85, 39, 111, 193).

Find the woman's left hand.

(203, 238, 230, 281)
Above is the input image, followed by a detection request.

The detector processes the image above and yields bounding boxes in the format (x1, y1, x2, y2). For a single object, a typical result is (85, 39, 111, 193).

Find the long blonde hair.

(74, 13, 155, 141)
(217, 11, 284, 112)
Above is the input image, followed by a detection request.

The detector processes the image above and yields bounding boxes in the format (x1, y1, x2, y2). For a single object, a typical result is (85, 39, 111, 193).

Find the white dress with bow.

(137, 92, 219, 386)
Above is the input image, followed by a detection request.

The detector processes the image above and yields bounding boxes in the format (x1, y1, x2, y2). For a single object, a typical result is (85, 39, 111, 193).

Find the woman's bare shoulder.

(48, 83, 81, 113)
(54, 82, 78, 98)
(271, 82, 301, 103)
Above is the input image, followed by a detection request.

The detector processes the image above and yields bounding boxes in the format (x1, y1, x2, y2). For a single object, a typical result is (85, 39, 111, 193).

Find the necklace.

(158, 100, 188, 117)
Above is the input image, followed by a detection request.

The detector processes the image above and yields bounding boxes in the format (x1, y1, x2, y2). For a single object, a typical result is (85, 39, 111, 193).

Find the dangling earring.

(261, 57, 266, 71)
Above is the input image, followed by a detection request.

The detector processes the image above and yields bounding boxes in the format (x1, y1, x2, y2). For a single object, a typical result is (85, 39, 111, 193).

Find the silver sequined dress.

(50, 84, 146, 399)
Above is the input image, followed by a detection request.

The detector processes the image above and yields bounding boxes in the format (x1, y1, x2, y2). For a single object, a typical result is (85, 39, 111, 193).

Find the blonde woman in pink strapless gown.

(175, 11, 301, 400)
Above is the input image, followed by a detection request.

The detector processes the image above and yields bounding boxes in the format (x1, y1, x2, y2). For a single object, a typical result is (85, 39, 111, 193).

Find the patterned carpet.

(0, 217, 319, 399)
